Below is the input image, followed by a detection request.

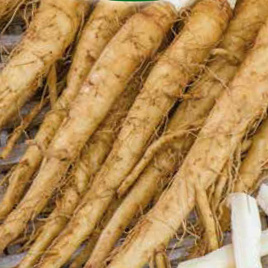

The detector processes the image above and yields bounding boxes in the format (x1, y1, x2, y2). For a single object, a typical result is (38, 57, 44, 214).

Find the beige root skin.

(0, 0, 135, 220)
(0, 0, 85, 129)
(211, 165, 229, 212)
(18, 73, 142, 268)
(47, 64, 58, 109)
(38, 1, 231, 267)
(87, 89, 197, 266)
(17, 187, 79, 268)
(65, 0, 136, 106)
(91, 2, 236, 267)
(107, 10, 268, 267)
(0, 2, 176, 260)
(20, 187, 79, 268)
(70, 235, 100, 268)
(70, 200, 121, 268)
(73, 78, 142, 194)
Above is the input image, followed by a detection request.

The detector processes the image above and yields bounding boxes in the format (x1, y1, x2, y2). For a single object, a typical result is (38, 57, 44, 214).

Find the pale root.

(167, 0, 268, 147)
(87, 108, 198, 267)
(211, 164, 229, 211)
(0, 0, 135, 219)
(70, 199, 121, 268)
(107, 11, 268, 268)
(32, 3, 178, 267)
(0, 0, 85, 129)
(196, 184, 219, 252)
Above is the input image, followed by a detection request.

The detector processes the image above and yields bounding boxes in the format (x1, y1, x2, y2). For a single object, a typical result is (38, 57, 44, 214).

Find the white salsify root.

(229, 193, 262, 268)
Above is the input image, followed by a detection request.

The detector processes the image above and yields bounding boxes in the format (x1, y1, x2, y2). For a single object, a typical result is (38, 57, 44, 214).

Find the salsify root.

(37, 1, 232, 267)
(0, 0, 86, 129)
(107, 8, 268, 268)
(195, 183, 219, 252)
(69, 199, 121, 268)
(70, 234, 100, 268)
(211, 164, 230, 212)
(0, 0, 135, 219)
(86, 122, 199, 267)
(150, 0, 268, 169)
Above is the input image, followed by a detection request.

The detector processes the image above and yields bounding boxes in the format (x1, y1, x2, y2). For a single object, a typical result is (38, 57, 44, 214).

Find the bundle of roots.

(1, 0, 268, 267)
